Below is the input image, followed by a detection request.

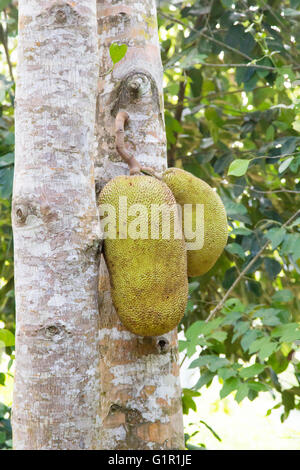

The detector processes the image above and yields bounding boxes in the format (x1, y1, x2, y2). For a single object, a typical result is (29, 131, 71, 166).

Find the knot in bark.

(14, 204, 28, 224)
(155, 336, 170, 354)
(42, 323, 67, 341)
(109, 403, 122, 414)
(126, 73, 151, 98)
(45, 325, 60, 337)
(55, 9, 67, 24)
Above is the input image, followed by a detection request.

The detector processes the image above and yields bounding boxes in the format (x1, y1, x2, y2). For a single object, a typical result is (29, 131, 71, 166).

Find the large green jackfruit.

(162, 168, 228, 277)
(98, 174, 188, 336)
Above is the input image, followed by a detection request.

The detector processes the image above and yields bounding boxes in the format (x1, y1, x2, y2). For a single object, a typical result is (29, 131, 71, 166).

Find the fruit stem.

(115, 111, 141, 175)
(115, 111, 162, 179)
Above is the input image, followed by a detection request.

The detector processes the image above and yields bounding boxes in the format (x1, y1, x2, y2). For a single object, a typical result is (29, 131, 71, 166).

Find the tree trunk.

(96, 0, 184, 450)
(12, 1, 101, 450)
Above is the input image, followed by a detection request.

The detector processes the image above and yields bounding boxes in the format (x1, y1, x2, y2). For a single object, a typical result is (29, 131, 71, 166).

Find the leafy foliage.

(158, 0, 300, 430)
(0, 0, 300, 450)
(0, 402, 12, 449)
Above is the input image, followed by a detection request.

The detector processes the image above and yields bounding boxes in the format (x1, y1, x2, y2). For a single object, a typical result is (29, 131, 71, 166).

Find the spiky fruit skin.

(162, 168, 228, 277)
(98, 174, 188, 337)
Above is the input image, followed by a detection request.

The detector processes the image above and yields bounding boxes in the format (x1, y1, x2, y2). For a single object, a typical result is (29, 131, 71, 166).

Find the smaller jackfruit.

(162, 168, 228, 277)
(98, 174, 188, 336)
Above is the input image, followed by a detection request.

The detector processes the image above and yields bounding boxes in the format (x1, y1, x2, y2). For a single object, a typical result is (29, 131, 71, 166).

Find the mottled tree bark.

(96, 0, 184, 450)
(12, 1, 101, 449)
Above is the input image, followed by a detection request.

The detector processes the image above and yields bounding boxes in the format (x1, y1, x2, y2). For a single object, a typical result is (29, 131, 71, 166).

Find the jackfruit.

(98, 174, 188, 336)
(162, 168, 228, 277)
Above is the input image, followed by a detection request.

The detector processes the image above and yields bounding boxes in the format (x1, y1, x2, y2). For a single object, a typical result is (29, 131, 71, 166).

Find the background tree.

(11, 1, 101, 449)
(0, 0, 300, 450)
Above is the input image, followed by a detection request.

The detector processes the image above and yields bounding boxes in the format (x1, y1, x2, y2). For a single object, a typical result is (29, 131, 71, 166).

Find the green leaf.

(220, 377, 240, 399)
(179, 50, 207, 69)
(268, 353, 289, 374)
(264, 258, 282, 280)
(225, 243, 245, 259)
(188, 281, 199, 294)
(282, 7, 300, 16)
(182, 388, 200, 414)
(222, 267, 238, 290)
(221, 0, 233, 8)
(185, 299, 194, 315)
(5, 439, 12, 448)
(178, 340, 188, 352)
(279, 157, 294, 173)
(218, 367, 237, 380)
(184, 319, 222, 356)
(208, 330, 228, 342)
(0, 153, 14, 168)
(287, 217, 300, 229)
(232, 321, 251, 342)
(222, 311, 243, 324)
(185, 317, 224, 357)
(266, 125, 275, 142)
(0, 166, 14, 199)
(282, 390, 295, 418)
(291, 238, 300, 262)
(273, 120, 289, 131)
(224, 200, 247, 216)
(0, 0, 10, 11)
(248, 336, 272, 354)
(223, 298, 245, 311)
(0, 329, 14, 347)
(247, 382, 269, 392)
(272, 289, 294, 303)
(186, 319, 223, 340)
(231, 227, 253, 236)
(235, 383, 249, 403)
(248, 337, 278, 360)
(165, 113, 184, 144)
(258, 342, 279, 361)
(254, 308, 282, 326)
(239, 364, 265, 379)
(189, 355, 230, 372)
(199, 420, 222, 442)
(225, 24, 255, 57)
(246, 280, 262, 297)
(228, 159, 251, 177)
(271, 323, 300, 343)
(281, 234, 300, 261)
(265, 227, 286, 250)
(109, 43, 128, 65)
(193, 371, 215, 390)
(0, 402, 7, 417)
(186, 443, 206, 450)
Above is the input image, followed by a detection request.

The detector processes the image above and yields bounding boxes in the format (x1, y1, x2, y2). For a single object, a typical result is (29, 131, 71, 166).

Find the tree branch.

(224, 183, 300, 195)
(159, 11, 262, 65)
(183, 85, 269, 103)
(200, 62, 275, 71)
